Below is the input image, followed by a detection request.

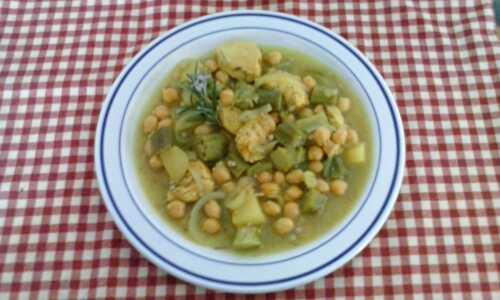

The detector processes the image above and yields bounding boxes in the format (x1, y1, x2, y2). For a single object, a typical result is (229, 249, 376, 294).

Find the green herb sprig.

(180, 63, 221, 125)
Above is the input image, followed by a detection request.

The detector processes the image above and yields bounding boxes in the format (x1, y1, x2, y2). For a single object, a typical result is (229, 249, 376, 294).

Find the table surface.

(1, 1, 499, 299)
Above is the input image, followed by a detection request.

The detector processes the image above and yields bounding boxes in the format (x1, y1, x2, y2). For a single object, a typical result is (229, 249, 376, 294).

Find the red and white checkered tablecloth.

(1, 0, 499, 298)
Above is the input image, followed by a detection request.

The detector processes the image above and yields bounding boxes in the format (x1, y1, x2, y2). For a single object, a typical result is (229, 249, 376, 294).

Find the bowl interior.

(120, 29, 380, 264)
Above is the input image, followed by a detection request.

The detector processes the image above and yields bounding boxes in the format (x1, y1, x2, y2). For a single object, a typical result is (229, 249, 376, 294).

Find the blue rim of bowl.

(119, 26, 382, 266)
(97, 12, 402, 287)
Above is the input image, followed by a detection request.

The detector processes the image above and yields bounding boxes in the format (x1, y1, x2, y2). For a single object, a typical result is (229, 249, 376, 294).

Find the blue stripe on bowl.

(98, 12, 402, 286)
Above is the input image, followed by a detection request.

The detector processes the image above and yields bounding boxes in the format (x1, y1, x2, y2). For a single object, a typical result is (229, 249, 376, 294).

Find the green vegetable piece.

(274, 123, 306, 147)
(233, 226, 262, 249)
(325, 105, 344, 128)
(185, 150, 198, 160)
(226, 146, 249, 177)
(225, 186, 249, 210)
(303, 170, 317, 188)
(279, 111, 293, 123)
(275, 195, 286, 206)
(295, 147, 306, 164)
(295, 112, 331, 133)
(301, 189, 328, 214)
(270, 147, 297, 172)
(296, 161, 309, 171)
(323, 155, 348, 180)
(239, 104, 273, 123)
(246, 161, 273, 176)
(234, 81, 259, 109)
(256, 89, 282, 110)
(195, 133, 228, 162)
(174, 110, 204, 147)
(159, 146, 189, 182)
(148, 127, 174, 154)
(344, 143, 366, 164)
(310, 85, 338, 105)
(232, 188, 266, 226)
(225, 178, 255, 210)
(270, 147, 305, 172)
(180, 86, 194, 107)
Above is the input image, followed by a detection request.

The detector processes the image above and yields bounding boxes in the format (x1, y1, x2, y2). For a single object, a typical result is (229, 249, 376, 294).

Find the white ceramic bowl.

(95, 10, 405, 293)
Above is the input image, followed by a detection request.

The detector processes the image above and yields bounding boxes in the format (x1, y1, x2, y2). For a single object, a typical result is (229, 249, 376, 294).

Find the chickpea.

(215, 70, 229, 84)
(266, 51, 282, 65)
(257, 171, 273, 184)
(285, 185, 303, 200)
(166, 190, 175, 202)
(323, 140, 341, 158)
(309, 161, 323, 173)
(204, 200, 221, 219)
(346, 128, 359, 144)
(212, 163, 231, 185)
(273, 171, 285, 185)
(283, 202, 300, 219)
(152, 105, 169, 120)
(222, 181, 236, 194)
(299, 107, 313, 118)
(316, 178, 330, 193)
(270, 112, 280, 124)
(303, 75, 317, 91)
(158, 118, 173, 128)
(332, 128, 348, 145)
(274, 217, 294, 235)
(262, 201, 281, 217)
(330, 179, 348, 195)
(194, 123, 213, 135)
(149, 155, 163, 169)
(312, 127, 331, 146)
(220, 89, 234, 106)
(282, 193, 293, 203)
(337, 97, 351, 112)
(144, 140, 153, 156)
(202, 218, 221, 234)
(260, 182, 280, 198)
(166, 200, 185, 219)
(268, 116, 280, 130)
(143, 115, 158, 134)
(308, 146, 324, 161)
(286, 114, 296, 123)
(205, 59, 218, 72)
(286, 169, 304, 184)
(314, 105, 325, 114)
(162, 87, 179, 104)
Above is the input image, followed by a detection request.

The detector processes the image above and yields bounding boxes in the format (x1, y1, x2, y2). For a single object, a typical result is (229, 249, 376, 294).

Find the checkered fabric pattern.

(1, 1, 499, 299)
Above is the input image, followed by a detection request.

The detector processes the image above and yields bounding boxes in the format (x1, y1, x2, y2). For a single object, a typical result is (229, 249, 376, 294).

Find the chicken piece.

(235, 114, 276, 163)
(216, 41, 262, 82)
(172, 161, 215, 202)
(255, 70, 308, 111)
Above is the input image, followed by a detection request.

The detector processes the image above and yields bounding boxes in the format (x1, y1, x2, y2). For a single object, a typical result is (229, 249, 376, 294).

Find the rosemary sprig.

(181, 63, 221, 125)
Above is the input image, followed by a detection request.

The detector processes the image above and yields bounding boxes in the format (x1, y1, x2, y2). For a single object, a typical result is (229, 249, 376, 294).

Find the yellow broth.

(134, 46, 374, 255)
